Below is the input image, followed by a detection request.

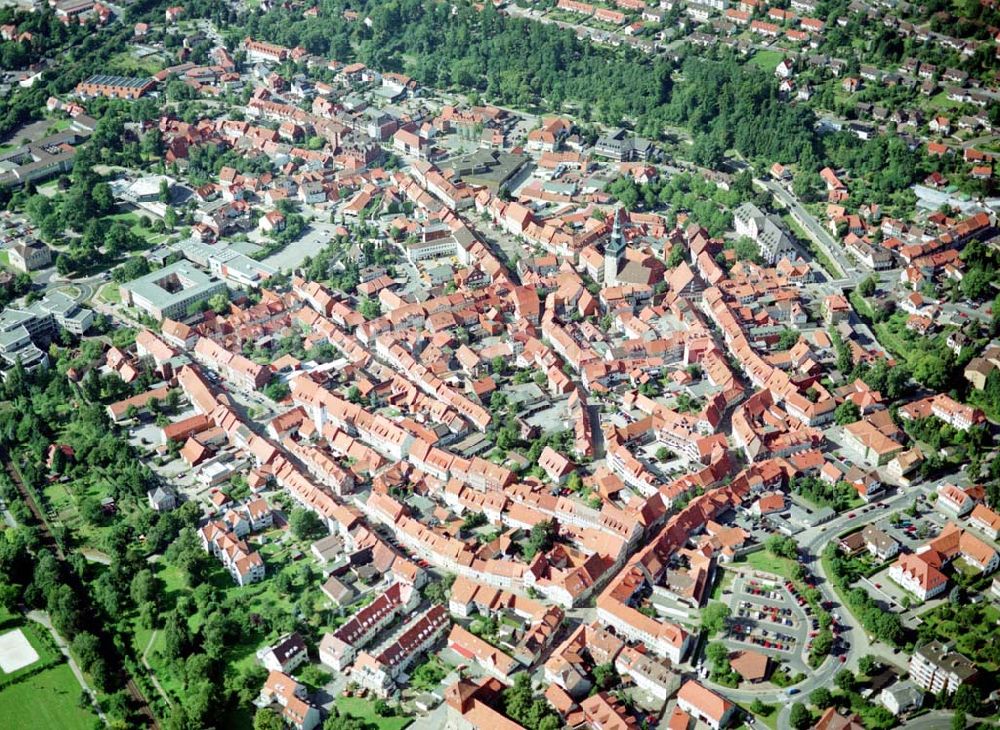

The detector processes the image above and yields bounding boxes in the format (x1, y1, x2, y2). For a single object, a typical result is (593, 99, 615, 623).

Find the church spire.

(607, 206, 625, 255)
(604, 206, 626, 286)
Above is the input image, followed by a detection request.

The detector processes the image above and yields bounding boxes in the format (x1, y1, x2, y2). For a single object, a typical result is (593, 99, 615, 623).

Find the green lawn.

(334, 697, 413, 730)
(107, 51, 164, 76)
(42, 475, 123, 550)
(738, 701, 779, 730)
(710, 569, 736, 600)
(741, 550, 798, 580)
(0, 663, 97, 730)
(848, 290, 874, 320)
(749, 49, 783, 73)
(107, 212, 167, 245)
(98, 283, 122, 304)
(925, 90, 960, 111)
(43, 118, 73, 135)
(142, 546, 309, 703)
(0, 250, 9, 268)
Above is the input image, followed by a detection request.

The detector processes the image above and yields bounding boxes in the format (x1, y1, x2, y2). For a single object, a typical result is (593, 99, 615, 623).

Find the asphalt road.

(760, 179, 857, 282)
(705, 482, 939, 729)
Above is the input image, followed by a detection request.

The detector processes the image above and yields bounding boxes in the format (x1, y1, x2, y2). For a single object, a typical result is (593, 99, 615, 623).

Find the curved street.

(702, 481, 937, 729)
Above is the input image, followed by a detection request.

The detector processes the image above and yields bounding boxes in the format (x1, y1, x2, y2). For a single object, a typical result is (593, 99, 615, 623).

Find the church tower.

(604, 207, 626, 286)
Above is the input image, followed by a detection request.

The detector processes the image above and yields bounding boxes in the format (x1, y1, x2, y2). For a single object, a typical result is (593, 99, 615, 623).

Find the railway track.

(1, 446, 161, 729)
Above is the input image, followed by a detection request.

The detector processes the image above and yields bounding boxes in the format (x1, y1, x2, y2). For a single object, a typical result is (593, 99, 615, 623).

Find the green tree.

(834, 669, 856, 693)
(858, 655, 878, 675)
(765, 535, 798, 560)
(858, 276, 877, 297)
(358, 297, 380, 320)
(809, 687, 833, 708)
(700, 603, 731, 636)
(592, 662, 618, 690)
(811, 630, 833, 658)
(290, 508, 326, 540)
(952, 685, 982, 716)
(208, 292, 230, 314)
(253, 708, 285, 730)
(130, 569, 160, 606)
(705, 641, 729, 667)
(524, 520, 556, 558)
(422, 573, 455, 604)
(789, 702, 811, 730)
(655, 446, 674, 462)
(834, 401, 861, 426)
(70, 632, 102, 672)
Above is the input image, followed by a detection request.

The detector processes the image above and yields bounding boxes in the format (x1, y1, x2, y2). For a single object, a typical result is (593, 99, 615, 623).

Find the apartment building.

(909, 641, 977, 695)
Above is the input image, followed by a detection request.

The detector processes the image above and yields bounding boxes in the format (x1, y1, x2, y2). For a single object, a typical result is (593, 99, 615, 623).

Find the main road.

(757, 179, 858, 283)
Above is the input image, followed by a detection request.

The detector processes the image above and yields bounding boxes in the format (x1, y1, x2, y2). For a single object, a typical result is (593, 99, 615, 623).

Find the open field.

(740, 550, 798, 580)
(749, 50, 783, 73)
(0, 663, 97, 730)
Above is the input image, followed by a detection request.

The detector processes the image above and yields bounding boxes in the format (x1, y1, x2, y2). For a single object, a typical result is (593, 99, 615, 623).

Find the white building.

(909, 641, 977, 695)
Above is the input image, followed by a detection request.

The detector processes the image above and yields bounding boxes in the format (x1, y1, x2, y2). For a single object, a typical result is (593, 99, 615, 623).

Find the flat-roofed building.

(909, 641, 977, 695)
(120, 261, 227, 320)
(75, 74, 155, 99)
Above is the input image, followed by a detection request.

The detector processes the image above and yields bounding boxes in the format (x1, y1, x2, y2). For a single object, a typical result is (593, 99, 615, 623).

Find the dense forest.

(220, 0, 821, 164)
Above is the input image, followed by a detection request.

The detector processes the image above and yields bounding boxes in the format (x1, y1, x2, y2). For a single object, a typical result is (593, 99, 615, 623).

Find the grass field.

(43, 118, 73, 135)
(741, 550, 798, 579)
(107, 211, 168, 245)
(925, 90, 960, 111)
(335, 697, 413, 730)
(738, 701, 779, 730)
(0, 663, 96, 730)
(0, 250, 9, 268)
(749, 49, 783, 73)
(143, 546, 308, 703)
(97, 283, 122, 304)
(108, 51, 164, 76)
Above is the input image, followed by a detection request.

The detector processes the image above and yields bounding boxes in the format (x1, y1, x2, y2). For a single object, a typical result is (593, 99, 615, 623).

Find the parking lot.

(724, 571, 812, 671)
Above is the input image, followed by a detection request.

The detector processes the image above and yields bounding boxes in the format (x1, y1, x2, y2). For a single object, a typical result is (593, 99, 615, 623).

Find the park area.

(0, 609, 97, 730)
(0, 663, 97, 730)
